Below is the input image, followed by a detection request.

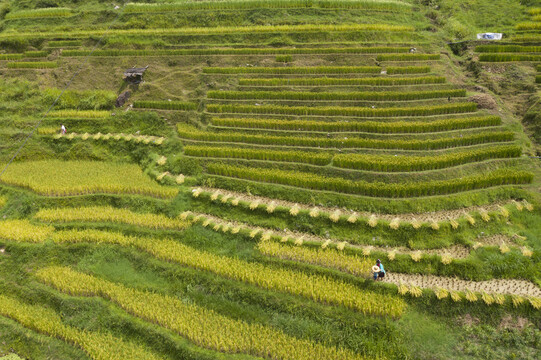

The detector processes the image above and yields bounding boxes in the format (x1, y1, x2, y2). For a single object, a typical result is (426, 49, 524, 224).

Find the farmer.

(372, 259, 386, 281)
(60, 124, 66, 134)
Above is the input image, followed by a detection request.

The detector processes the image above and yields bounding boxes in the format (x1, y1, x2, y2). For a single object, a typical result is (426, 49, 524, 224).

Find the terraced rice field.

(0, 1, 540, 359)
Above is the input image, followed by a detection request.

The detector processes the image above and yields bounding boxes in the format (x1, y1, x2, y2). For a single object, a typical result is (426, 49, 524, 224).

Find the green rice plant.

(536, 75, 541, 84)
(0, 196, 6, 208)
(386, 66, 431, 74)
(528, 7, 541, 15)
(0, 295, 163, 360)
(212, 116, 501, 134)
(133, 101, 197, 111)
(44, 88, 117, 110)
(62, 46, 411, 57)
(178, 123, 514, 150)
(46, 110, 110, 118)
(206, 163, 533, 197)
(275, 55, 292, 63)
(203, 65, 381, 74)
(0, 54, 23, 60)
(34, 206, 190, 231)
(124, 0, 411, 13)
(516, 22, 541, 30)
(376, 54, 440, 61)
(47, 40, 82, 48)
(35, 232, 405, 318)
(0, 160, 178, 198)
(184, 145, 332, 165)
(207, 102, 477, 117)
(475, 45, 541, 53)
(211, 115, 501, 133)
(35, 266, 370, 360)
(479, 54, 541, 62)
(5, 8, 72, 20)
(207, 89, 466, 101)
(258, 239, 371, 277)
(238, 75, 446, 86)
(24, 51, 48, 58)
(7, 61, 57, 69)
(333, 145, 522, 172)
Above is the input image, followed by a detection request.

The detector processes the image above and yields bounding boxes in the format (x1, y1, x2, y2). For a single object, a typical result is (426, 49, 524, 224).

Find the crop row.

(62, 46, 412, 57)
(35, 206, 190, 231)
(177, 124, 514, 150)
(0, 24, 415, 40)
(206, 163, 533, 197)
(46, 110, 111, 118)
(333, 145, 522, 172)
(189, 191, 532, 229)
(7, 61, 57, 69)
(207, 89, 466, 101)
(133, 101, 198, 111)
(376, 54, 440, 61)
(0, 160, 178, 199)
(207, 102, 477, 117)
(36, 266, 370, 360)
(186, 144, 521, 171)
(54, 132, 165, 145)
(124, 0, 410, 13)
(204, 65, 430, 74)
(475, 45, 541, 53)
(184, 145, 332, 165)
(516, 22, 541, 30)
(257, 239, 372, 277)
(0, 54, 23, 60)
(210, 115, 502, 133)
(238, 76, 446, 86)
(0, 295, 163, 360)
(31, 229, 405, 318)
(479, 54, 541, 62)
(5, 7, 72, 20)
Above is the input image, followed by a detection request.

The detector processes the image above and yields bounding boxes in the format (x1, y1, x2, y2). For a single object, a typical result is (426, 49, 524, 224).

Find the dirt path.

(382, 273, 541, 298)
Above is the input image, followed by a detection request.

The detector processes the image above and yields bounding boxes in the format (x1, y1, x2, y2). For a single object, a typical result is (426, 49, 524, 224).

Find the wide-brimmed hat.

(372, 265, 380, 273)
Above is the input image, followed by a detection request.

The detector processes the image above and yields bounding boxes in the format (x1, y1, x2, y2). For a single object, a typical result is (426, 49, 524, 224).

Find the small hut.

(123, 66, 148, 84)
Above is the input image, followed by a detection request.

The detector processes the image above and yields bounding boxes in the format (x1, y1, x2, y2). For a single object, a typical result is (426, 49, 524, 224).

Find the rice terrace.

(1, 0, 541, 359)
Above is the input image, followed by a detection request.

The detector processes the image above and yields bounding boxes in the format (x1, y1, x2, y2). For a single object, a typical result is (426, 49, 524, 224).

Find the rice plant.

(124, 0, 411, 13)
(207, 89, 466, 101)
(36, 266, 371, 360)
(179, 123, 514, 150)
(7, 61, 57, 69)
(205, 163, 533, 197)
(184, 145, 332, 165)
(238, 75, 446, 86)
(258, 239, 371, 277)
(332, 145, 521, 172)
(34, 206, 190, 231)
(0, 54, 23, 60)
(133, 101, 197, 111)
(0, 295, 163, 360)
(207, 102, 477, 117)
(0, 160, 178, 198)
(203, 65, 382, 74)
(376, 54, 440, 61)
(5, 8, 72, 20)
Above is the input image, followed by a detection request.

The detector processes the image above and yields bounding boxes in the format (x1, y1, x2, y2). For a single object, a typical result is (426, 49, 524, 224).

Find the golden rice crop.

(0, 160, 178, 198)
(36, 230, 406, 318)
(36, 266, 367, 360)
(35, 206, 190, 231)
(258, 240, 371, 277)
(0, 219, 54, 242)
(0, 294, 163, 360)
(46, 110, 110, 118)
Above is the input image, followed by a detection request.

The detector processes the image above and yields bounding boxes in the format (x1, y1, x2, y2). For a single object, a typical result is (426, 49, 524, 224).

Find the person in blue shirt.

(373, 259, 386, 281)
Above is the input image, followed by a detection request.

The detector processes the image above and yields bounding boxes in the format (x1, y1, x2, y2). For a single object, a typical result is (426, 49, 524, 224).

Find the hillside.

(0, 1, 540, 359)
